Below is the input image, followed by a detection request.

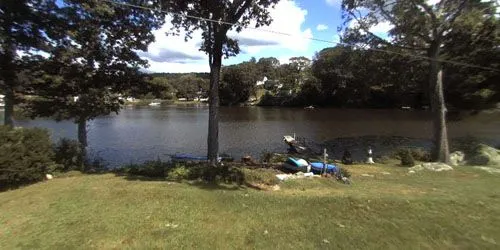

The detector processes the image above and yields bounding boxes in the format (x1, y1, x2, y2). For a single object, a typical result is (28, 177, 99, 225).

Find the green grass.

(1, 164, 499, 249)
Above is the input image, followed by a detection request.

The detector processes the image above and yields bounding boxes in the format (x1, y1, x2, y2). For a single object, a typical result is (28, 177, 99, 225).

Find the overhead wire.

(101, 0, 500, 72)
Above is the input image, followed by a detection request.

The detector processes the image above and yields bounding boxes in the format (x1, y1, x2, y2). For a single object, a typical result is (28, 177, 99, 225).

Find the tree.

(0, 0, 60, 126)
(257, 57, 280, 79)
(220, 60, 259, 105)
(166, 0, 280, 165)
(28, 0, 163, 165)
(340, 0, 498, 163)
(171, 74, 207, 100)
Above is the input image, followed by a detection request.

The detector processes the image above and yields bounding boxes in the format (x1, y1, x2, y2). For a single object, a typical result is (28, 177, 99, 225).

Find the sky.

(141, 0, 352, 73)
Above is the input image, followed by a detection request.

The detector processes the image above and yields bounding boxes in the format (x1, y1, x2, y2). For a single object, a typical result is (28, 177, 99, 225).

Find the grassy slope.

(1, 165, 499, 249)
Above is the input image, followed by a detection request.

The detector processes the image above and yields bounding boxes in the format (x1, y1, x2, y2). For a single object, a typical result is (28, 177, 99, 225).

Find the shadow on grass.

(186, 181, 244, 191)
(113, 171, 248, 191)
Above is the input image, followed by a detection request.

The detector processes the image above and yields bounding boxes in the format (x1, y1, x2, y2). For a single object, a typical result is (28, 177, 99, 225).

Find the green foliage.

(27, 0, 165, 129)
(408, 148, 431, 162)
(220, 60, 259, 105)
(0, 126, 55, 189)
(120, 160, 170, 178)
(399, 149, 415, 167)
(170, 74, 207, 100)
(338, 167, 352, 179)
(166, 164, 192, 181)
(53, 138, 83, 172)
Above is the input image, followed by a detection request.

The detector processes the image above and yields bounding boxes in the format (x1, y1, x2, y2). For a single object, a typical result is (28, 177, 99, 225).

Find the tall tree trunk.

(1, 39, 16, 127)
(77, 118, 88, 169)
(428, 43, 450, 163)
(207, 36, 223, 166)
(3, 87, 14, 127)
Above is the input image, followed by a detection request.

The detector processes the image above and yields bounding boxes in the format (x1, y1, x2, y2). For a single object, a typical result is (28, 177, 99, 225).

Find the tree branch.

(409, 0, 438, 40)
(347, 10, 425, 51)
(439, 0, 468, 36)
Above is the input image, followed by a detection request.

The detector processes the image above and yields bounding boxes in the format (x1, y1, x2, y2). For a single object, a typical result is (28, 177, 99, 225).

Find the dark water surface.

(8, 105, 500, 166)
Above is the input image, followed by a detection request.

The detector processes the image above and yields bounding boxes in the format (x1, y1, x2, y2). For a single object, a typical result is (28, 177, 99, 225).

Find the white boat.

(148, 102, 161, 106)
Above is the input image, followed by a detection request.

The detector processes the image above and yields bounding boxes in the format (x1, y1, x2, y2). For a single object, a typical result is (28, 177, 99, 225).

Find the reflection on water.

(8, 106, 500, 166)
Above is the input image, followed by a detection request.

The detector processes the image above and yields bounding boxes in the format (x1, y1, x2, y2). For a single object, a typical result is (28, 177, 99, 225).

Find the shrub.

(338, 167, 351, 178)
(409, 148, 431, 162)
(400, 149, 415, 166)
(53, 138, 83, 172)
(120, 160, 170, 178)
(166, 164, 192, 181)
(0, 126, 56, 189)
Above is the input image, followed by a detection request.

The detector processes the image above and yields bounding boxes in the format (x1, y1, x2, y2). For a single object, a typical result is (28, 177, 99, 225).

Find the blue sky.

(143, 0, 350, 73)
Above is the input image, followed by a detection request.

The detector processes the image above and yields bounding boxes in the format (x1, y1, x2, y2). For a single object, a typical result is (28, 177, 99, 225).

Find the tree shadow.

(186, 181, 244, 191)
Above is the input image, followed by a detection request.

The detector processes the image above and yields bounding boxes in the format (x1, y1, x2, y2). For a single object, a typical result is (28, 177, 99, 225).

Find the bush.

(166, 164, 192, 181)
(400, 149, 415, 166)
(120, 160, 170, 178)
(409, 148, 431, 162)
(338, 167, 351, 178)
(53, 138, 83, 172)
(0, 126, 56, 189)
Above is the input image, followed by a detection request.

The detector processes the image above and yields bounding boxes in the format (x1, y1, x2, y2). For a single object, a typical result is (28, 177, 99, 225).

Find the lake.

(6, 105, 500, 166)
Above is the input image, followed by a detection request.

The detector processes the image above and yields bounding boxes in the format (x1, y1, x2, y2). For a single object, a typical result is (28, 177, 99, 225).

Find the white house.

(255, 76, 268, 86)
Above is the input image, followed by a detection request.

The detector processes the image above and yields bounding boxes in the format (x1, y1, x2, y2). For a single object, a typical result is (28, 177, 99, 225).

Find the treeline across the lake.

(145, 44, 499, 109)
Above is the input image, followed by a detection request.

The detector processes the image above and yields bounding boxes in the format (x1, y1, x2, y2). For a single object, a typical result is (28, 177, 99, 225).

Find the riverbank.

(1, 163, 499, 249)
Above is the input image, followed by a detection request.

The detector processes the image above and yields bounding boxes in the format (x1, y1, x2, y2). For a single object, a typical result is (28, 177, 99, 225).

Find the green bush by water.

(53, 138, 83, 172)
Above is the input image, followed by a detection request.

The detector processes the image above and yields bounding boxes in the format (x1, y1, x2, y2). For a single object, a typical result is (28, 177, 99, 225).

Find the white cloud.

(370, 21, 394, 35)
(141, 0, 312, 73)
(426, 0, 440, 5)
(316, 24, 329, 31)
(229, 0, 312, 54)
(347, 19, 393, 38)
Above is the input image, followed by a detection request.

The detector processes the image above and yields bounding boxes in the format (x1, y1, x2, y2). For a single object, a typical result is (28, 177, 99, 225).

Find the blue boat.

(309, 162, 338, 174)
(171, 154, 233, 162)
(283, 157, 338, 174)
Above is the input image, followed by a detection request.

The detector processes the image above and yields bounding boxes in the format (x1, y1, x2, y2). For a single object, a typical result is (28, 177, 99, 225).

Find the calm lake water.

(6, 105, 500, 166)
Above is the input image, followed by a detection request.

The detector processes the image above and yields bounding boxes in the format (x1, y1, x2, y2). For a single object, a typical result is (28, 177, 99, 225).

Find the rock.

(468, 144, 500, 166)
(380, 172, 391, 175)
(449, 151, 465, 166)
(45, 174, 53, 180)
(337, 223, 345, 228)
(409, 163, 453, 172)
(272, 185, 280, 191)
(263, 230, 269, 235)
(322, 239, 330, 244)
(408, 170, 416, 174)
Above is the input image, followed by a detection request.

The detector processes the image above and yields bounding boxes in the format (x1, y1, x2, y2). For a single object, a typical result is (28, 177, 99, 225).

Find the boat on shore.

(283, 157, 338, 174)
(148, 102, 161, 106)
(283, 135, 308, 153)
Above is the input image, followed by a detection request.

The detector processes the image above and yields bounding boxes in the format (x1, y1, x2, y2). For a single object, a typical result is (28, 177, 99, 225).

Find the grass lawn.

(1, 164, 499, 249)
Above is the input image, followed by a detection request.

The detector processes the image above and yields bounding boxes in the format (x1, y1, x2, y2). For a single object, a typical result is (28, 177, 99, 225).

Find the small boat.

(283, 157, 338, 174)
(170, 153, 233, 163)
(148, 102, 161, 106)
(283, 135, 308, 153)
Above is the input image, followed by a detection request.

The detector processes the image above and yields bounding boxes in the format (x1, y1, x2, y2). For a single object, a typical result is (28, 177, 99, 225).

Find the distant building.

(256, 76, 268, 86)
